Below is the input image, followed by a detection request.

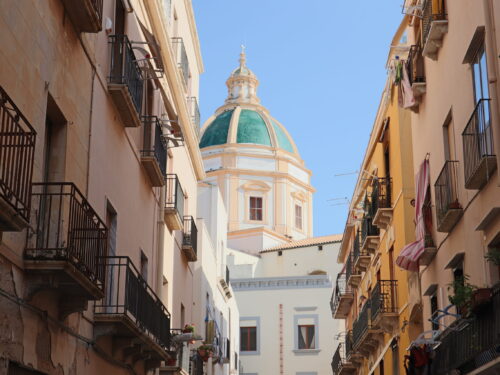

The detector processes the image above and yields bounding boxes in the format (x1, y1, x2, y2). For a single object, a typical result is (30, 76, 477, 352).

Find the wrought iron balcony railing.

(352, 302, 370, 349)
(141, 116, 167, 186)
(331, 273, 353, 318)
(108, 35, 144, 120)
(361, 216, 379, 244)
(422, 0, 447, 45)
(331, 344, 343, 375)
(431, 284, 500, 375)
(434, 161, 462, 232)
(182, 216, 198, 261)
(95, 256, 171, 350)
(345, 252, 356, 283)
(370, 280, 398, 322)
(345, 331, 354, 359)
(462, 99, 496, 189)
(165, 174, 185, 230)
(171, 37, 190, 88)
(0, 86, 36, 231)
(370, 177, 392, 216)
(25, 182, 107, 296)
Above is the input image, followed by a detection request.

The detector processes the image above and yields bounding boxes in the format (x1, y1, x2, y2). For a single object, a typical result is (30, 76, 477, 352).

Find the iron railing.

(331, 273, 353, 315)
(370, 280, 398, 322)
(370, 177, 392, 217)
(352, 302, 370, 348)
(345, 331, 354, 359)
(165, 174, 185, 218)
(226, 266, 230, 284)
(407, 45, 425, 85)
(431, 284, 500, 375)
(331, 344, 343, 375)
(462, 99, 495, 185)
(108, 35, 144, 114)
(422, 0, 446, 45)
(434, 161, 461, 226)
(345, 252, 356, 282)
(141, 116, 167, 176)
(361, 216, 379, 244)
(95, 256, 171, 349)
(0, 86, 36, 224)
(182, 216, 198, 255)
(25, 183, 107, 288)
(188, 97, 200, 138)
(353, 229, 369, 263)
(171, 37, 189, 87)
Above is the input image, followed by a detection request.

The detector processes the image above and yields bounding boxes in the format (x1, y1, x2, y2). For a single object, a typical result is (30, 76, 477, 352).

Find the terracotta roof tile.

(260, 234, 343, 253)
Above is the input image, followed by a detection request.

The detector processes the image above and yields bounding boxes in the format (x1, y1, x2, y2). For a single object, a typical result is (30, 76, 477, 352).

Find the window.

(140, 250, 148, 281)
(240, 326, 257, 351)
(298, 325, 315, 349)
(430, 293, 439, 330)
(249, 197, 263, 221)
(295, 204, 303, 230)
(472, 45, 490, 103)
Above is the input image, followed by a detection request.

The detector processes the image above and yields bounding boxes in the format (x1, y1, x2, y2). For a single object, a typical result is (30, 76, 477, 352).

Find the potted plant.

(182, 324, 195, 333)
(447, 275, 476, 316)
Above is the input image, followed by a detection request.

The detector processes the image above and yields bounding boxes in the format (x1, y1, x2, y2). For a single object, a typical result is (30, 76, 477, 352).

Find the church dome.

(199, 49, 297, 155)
(199, 107, 296, 154)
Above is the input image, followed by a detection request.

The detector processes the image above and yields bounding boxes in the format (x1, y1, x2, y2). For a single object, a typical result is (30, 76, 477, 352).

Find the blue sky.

(192, 1, 404, 236)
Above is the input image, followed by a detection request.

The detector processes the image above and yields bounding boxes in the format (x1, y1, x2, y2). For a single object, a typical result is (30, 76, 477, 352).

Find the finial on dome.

(239, 44, 246, 67)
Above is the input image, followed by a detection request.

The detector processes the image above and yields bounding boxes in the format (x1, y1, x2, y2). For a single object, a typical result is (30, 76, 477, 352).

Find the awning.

(396, 159, 430, 271)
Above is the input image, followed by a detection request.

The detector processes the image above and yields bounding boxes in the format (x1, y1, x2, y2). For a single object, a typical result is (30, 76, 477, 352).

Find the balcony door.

(471, 45, 492, 154)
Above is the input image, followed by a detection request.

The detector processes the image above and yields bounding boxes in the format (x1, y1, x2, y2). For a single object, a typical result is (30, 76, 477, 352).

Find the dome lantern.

(225, 46, 260, 105)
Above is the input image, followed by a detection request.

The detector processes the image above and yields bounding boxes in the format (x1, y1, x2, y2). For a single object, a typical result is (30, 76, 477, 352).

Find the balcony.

(61, 0, 103, 33)
(370, 280, 398, 332)
(407, 45, 426, 99)
(353, 230, 370, 272)
(24, 183, 107, 318)
(182, 216, 198, 262)
(462, 99, 497, 190)
(165, 174, 185, 231)
(94, 256, 171, 367)
(171, 38, 190, 90)
(421, 0, 448, 60)
(332, 343, 356, 375)
(352, 302, 380, 355)
(188, 97, 201, 139)
(108, 35, 144, 128)
(161, 332, 192, 374)
(0, 86, 36, 231)
(371, 178, 393, 230)
(361, 216, 380, 254)
(141, 116, 167, 187)
(346, 252, 361, 288)
(331, 273, 354, 319)
(434, 161, 463, 232)
(430, 283, 500, 375)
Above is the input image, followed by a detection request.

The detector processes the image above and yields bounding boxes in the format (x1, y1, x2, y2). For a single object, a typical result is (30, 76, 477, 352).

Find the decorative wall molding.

(231, 275, 331, 291)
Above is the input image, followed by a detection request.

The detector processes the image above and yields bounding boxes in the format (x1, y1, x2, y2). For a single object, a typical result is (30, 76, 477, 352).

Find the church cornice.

(231, 275, 332, 291)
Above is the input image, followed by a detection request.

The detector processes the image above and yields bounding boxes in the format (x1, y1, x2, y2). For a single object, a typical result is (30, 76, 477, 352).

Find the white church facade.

(199, 50, 342, 374)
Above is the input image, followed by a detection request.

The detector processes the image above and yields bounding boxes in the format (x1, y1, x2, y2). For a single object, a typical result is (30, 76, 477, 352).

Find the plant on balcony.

(182, 324, 195, 333)
(447, 275, 476, 315)
(485, 247, 500, 266)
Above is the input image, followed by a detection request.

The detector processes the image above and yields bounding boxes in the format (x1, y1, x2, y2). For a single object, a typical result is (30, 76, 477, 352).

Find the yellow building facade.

(331, 17, 423, 375)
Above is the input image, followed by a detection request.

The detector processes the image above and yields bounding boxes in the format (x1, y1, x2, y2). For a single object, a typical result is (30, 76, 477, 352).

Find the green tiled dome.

(237, 110, 271, 146)
(199, 110, 233, 148)
(200, 108, 296, 154)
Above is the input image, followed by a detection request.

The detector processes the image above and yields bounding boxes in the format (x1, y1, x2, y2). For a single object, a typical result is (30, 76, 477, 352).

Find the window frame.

(297, 324, 315, 350)
(240, 326, 257, 352)
(295, 203, 303, 230)
(249, 196, 263, 221)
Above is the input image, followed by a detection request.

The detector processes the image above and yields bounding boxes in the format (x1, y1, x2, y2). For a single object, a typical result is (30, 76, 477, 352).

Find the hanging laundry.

(401, 61, 417, 108)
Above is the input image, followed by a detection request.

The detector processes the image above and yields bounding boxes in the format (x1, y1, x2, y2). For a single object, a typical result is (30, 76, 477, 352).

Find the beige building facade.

(0, 0, 206, 374)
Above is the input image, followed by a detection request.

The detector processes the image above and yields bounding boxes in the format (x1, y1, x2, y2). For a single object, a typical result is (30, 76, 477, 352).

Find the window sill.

(240, 350, 260, 356)
(293, 349, 321, 355)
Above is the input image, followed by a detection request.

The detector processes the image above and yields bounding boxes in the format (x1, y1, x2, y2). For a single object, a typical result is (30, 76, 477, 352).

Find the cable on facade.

(0, 286, 139, 375)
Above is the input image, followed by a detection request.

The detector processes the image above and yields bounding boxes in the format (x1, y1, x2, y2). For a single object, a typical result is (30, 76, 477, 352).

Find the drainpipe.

(86, 67, 96, 197)
(483, 0, 500, 185)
